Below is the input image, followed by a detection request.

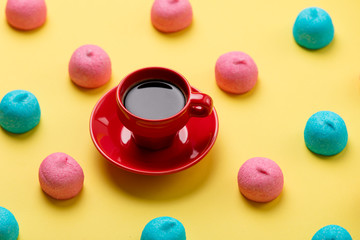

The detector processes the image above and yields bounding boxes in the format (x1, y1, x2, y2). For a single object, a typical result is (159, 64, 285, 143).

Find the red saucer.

(89, 86, 219, 175)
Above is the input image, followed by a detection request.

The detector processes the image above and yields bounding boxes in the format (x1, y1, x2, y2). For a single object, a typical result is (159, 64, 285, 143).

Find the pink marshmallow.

(237, 157, 284, 203)
(151, 0, 193, 33)
(39, 152, 84, 200)
(6, 0, 47, 31)
(69, 44, 112, 88)
(215, 51, 258, 94)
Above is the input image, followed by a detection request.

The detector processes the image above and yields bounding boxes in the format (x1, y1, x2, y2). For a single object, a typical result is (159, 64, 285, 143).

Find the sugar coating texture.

(151, 0, 193, 33)
(39, 152, 84, 200)
(293, 7, 334, 50)
(215, 51, 258, 94)
(0, 206, 19, 240)
(237, 157, 284, 203)
(312, 225, 352, 240)
(141, 216, 186, 240)
(6, 0, 46, 31)
(0, 90, 41, 134)
(304, 111, 348, 156)
(69, 44, 112, 88)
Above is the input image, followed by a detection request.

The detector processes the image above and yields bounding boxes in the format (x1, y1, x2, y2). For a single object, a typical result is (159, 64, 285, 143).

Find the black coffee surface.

(124, 79, 186, 120)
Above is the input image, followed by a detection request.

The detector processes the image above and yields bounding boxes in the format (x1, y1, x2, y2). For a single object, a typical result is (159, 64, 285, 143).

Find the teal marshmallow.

(293, 7, 334, 49)
(0, 90, 41, 134)
(0, 206, 19, 240)
(312, 225, 352, 240)
(304, 111, 348, 156)
(141, 216, 186, 240)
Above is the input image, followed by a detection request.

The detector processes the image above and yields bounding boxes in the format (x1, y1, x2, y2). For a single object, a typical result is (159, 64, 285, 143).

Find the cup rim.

(116, 66, 192, 122)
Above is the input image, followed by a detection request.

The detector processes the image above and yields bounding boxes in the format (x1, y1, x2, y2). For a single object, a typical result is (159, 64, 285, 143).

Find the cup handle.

(188, 92, 213, 117)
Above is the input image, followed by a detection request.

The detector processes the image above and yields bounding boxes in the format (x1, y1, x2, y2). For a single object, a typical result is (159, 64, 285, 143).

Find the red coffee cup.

(116, 67, 213, 150)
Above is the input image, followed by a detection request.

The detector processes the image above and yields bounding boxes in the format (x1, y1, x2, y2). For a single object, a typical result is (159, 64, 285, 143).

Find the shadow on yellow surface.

(216, 76, 261, 100)
(39, 186, 85, 209)
(99, 147, 217, 201)
(150, 19, 195, 39)
(3, 18, 48, 36)
(308, 143, 349, 163)
(68, 76, 114, 96)
(239, 189, 285, 212)
(295, 36, 337, 54)
(0, 124, 40, 140)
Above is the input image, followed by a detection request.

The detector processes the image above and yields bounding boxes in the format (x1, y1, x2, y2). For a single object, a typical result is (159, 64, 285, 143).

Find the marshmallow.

(0, 90, 41, 134)
(0, 206, 19, 240)
(293, 7, 334, 49)
(312, 225, 352, 240)
(215, 51, 258, 94)
(151, 0, 193, 33)
(39, 152, 84, 200)
(6, 0, 47, 30)
(69, 44, 112, 88)
(304, 111, 348, 156)
(237, 157, 284, 202)
(141, 216, 186, 240)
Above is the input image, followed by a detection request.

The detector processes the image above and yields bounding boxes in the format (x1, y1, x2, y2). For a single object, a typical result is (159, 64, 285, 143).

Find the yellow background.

(0, 0, 360, 239)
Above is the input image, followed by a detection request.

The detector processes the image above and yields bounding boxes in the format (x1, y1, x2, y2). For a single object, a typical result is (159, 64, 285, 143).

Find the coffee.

(124, 79, 186, 120)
